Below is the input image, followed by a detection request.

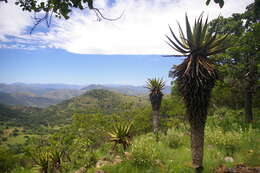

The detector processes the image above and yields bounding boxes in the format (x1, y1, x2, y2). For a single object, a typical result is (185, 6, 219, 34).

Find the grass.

(2, 112, 259, 173)
(85, 124, 260, 173)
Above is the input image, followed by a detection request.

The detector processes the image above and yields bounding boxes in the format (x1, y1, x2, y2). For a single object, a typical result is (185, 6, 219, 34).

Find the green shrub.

(0, 146, 17, 172)
(130, 134, 161, 167)
(207, 107, 245, 132)
(206, 127, 241, 156)
(162, 128, 184, 149)
(11, 167, 32, 173)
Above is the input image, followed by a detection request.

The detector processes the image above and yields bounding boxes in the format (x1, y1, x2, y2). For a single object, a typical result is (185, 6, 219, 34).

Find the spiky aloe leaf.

(166, 13, 230, 57)
(108, 121, 132, 150)
(145, 78, 165, 95)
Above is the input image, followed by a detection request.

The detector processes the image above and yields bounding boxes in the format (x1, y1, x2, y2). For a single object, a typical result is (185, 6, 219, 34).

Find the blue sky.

(0, 0, 253, 85)
(0, 48, 182, 85)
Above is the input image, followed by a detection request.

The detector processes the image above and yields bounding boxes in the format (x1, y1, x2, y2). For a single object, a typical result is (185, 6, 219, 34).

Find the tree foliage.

(209, 3, 260, 121)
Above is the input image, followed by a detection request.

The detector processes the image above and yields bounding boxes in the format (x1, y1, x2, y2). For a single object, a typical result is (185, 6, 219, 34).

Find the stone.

(224, 156, 234, 163)
(124, 152, 132, 160)
(74, 167, 86, 173)
(96, 160, 110, 168)
(95, 170, 105, 173)
(113, 155, 122, 165)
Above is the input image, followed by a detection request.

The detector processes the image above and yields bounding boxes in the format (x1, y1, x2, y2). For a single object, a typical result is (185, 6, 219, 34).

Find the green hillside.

(37, 89, 148, 125)
(0, 89, 148, 127)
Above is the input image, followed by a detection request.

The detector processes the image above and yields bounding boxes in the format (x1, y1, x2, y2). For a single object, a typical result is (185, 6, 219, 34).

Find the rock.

(215, 164, 260, 173)
(215, 164, 227, 173)
(74, 167, 86, 173)
(224, 157, 234, 163)
(96, 160, 110, 168)
(124, 152, 132, 160)
(113, 155, 122, 165)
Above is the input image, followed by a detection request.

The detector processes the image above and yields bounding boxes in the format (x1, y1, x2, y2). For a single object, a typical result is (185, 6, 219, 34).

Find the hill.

(42, 89, 84, 100)
(0, 89, 149, 127)
(0, 83, 56, 95)
(0, 92, 62, 108)
(38, 89, 148, 125)
(81, 84, 171, 96)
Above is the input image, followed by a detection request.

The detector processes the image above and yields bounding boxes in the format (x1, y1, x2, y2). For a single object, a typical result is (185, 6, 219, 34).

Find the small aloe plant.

(49, 149, 64, 172)
(32, 150, 50, 173)
(108, 122, 133, 151)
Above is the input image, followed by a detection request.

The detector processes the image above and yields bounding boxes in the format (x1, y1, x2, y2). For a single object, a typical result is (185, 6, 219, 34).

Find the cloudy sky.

(0, 0, 254, 85)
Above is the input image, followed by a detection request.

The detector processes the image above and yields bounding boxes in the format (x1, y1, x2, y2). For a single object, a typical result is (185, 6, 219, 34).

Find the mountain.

(0, 83, 84, 107)
(81, 84, 171, 95)
(0, 92, 62, 108)
(0, 83, 171, 108)
(8, 83, 84, 90)
(34, 89, 149, 125)
(42, 89, 84, 100)
(0, 89, 148, 128)
(0, 83, 56, 95)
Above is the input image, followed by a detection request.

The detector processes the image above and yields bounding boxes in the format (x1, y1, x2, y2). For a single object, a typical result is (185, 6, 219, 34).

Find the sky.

(0, 0, 253, 85)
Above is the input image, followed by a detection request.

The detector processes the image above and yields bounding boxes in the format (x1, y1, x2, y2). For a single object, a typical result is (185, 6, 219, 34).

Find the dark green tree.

(166, 14, 230, 172)
(209, 3, 260, 122)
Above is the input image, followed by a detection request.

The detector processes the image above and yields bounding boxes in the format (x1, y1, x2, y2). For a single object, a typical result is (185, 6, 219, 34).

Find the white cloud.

(0, 0, 254, 54)
(0, 0, 32, 41)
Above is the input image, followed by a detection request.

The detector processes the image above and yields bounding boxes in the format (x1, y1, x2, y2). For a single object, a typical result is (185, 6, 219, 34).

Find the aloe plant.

(145, 78, 165, 135)
(166, 14, 230, 172)
(31, 150, 50, 173)
(108, 122, 132, 150)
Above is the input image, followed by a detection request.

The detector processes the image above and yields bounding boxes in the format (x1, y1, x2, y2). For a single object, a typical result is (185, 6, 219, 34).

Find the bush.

(207, 107, 245, 132)
(0, 146, 17, 172)
(206, 127, 241, 156)
(161, 128, 184, 149)
(130, 134, 161, 167)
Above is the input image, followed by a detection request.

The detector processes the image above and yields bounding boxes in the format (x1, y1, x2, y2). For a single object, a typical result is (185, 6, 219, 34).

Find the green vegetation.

(0, 3, 259, 173)
(108, 122, 132, 151)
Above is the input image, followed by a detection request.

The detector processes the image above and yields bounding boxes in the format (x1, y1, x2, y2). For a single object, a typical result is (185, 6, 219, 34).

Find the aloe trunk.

(152, 110, 160, 133)
(190, 118, 206, 172)
(150, 93, 163, 134)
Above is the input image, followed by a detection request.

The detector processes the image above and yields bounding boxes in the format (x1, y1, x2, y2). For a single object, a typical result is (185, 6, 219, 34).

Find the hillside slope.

(0, 89, 149, 127)
(38, 89, 148, 124)
(0, 92, 62, 108)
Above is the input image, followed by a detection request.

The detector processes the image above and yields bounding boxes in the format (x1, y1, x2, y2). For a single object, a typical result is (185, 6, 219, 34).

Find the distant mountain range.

(0, 92, 62, 108)
(81, 84, 171, 96)
(0, 83, 171, 107)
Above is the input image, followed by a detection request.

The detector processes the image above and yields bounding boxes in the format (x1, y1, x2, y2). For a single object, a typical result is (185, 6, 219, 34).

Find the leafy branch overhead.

(206, 0, 224, 8)
(10, 0, 123, 34)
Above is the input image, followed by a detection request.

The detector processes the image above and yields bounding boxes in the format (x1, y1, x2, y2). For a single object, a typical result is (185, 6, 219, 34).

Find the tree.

(145, 78, 165, 137)
(167, 14, 230, 172)
(209, 3, 260, 122)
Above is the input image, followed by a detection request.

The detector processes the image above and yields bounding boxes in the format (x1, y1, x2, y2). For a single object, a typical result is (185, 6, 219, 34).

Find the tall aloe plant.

(166, 14, 230, 172)
(145, 78, 165, 135)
